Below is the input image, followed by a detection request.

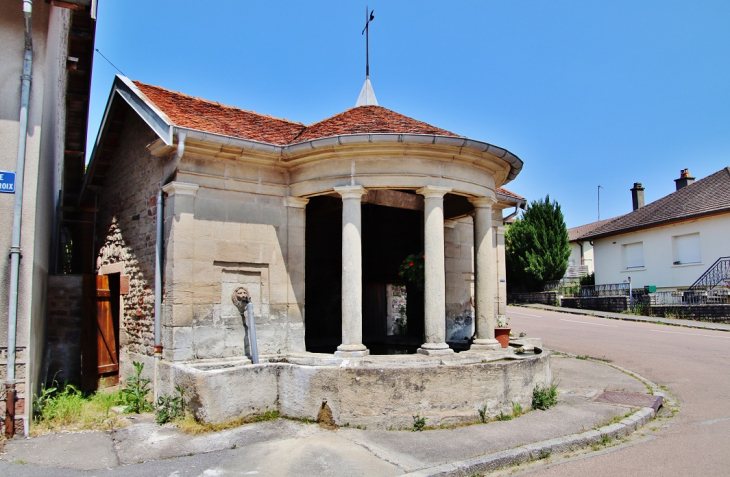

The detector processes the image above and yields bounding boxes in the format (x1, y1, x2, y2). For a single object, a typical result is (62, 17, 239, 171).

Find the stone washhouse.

(78, 75, 550, 428)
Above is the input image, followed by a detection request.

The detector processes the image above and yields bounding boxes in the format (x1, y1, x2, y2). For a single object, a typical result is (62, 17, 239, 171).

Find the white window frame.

(672, 233, 701, 265)
(622, 242, 645, 270)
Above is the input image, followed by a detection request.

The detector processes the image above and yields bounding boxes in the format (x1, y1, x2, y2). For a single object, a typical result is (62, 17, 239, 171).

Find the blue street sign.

(0, 171, 16, 193)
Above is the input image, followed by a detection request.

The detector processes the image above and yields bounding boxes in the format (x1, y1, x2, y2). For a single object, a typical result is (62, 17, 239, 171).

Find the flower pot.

(495, 327, 511, 348)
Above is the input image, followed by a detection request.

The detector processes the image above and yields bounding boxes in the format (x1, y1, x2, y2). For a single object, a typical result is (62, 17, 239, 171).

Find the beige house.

(79, 74, 527, 399)
(1, 0, 97, 436)
(579, 168, 730, 291)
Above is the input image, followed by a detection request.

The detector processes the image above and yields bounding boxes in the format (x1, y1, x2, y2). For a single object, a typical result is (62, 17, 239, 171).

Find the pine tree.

(505, 195, 570, 292)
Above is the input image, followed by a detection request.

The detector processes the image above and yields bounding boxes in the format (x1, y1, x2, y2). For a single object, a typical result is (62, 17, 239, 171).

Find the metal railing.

(651, 290, 730, 306)
(689, 256, 730, 291)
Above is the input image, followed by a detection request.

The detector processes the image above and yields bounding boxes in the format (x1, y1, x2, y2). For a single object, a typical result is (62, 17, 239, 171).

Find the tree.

(505, 195, 570, 292)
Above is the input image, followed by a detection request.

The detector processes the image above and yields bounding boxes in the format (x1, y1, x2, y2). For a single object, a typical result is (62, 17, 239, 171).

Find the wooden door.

(81, 274, 119, 389)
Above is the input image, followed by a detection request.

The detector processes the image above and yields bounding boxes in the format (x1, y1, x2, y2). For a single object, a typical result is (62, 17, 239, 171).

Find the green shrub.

(412, 414, 426, 431)
(122, 361, 153, 413)
(156, 385, 185, 425)
(532, 383, 558, 410)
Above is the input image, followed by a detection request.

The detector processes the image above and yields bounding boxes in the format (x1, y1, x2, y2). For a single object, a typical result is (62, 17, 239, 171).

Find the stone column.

(334, 186, 369, 357)
(285, 197, 309, 353)
(495, 224, 508, 325)
(469, 197, 501, 351)
(417, 186, 454, 355)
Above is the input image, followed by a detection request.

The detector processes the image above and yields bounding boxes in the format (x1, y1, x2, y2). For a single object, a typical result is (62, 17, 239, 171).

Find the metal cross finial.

(362, 6, 375, 77)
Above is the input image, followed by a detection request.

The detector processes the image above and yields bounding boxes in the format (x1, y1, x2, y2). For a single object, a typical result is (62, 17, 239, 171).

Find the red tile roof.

(292, 106, 460, 143)
(497, 188, 524, 201)
(567, 217, 622, 242)
(133, 82, 305, 145)
(133, 81, 460, 146)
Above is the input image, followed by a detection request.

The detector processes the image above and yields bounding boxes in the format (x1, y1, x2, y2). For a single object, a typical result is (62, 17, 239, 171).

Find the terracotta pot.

(495, 327, 511, 348)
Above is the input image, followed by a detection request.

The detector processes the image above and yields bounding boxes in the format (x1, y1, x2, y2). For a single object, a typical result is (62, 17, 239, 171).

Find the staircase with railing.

(688, 256, 730, 291)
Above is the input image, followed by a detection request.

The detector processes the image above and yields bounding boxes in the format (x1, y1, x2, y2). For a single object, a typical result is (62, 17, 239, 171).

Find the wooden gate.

(82, 274, 120, 389)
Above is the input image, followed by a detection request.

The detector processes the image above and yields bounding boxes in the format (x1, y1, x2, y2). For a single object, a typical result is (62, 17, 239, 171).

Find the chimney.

(630, 182, 645, 211)
(674, 168, 695, 191)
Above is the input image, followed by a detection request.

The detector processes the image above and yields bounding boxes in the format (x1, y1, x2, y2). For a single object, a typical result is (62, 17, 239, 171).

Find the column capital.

(496, 225, 507, 235)
(162, 181, 199, 198)
(285, 196, 309, 208)
(417, 185, 452, 199)
(469, 196, 497, 208)
(334, 185, 367, 200)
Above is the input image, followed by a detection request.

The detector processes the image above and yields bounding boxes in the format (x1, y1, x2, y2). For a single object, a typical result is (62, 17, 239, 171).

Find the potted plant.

(495, 316, 511, 348)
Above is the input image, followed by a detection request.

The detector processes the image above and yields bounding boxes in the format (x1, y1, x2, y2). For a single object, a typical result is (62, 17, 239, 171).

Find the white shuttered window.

(673, 233, 701, 265)
(623, 242, 644, 269)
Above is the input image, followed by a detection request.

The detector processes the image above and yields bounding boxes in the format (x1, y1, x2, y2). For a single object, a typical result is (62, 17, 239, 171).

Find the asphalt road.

(505, 305, 730, 476)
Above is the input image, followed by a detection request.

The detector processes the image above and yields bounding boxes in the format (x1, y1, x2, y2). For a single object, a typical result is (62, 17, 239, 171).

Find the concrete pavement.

(0, 355, 666, 477)
(520, 303, 730, 332)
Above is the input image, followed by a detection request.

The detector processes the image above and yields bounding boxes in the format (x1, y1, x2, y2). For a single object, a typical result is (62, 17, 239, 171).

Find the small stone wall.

(158, 351, 551, 429)
(648, 304, 730, 322)
(560, 296, 630, 313)
(508, 292, 558, 306)
(45, 275, 84, 385)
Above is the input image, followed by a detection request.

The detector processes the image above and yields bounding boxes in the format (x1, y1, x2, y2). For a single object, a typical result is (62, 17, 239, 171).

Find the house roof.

(497, 188, 524, 201)
(568, 217, 622, 242)
(581, 167, 730, 240)
(133, 82, 306, 145)
(133, 81, 459, 146)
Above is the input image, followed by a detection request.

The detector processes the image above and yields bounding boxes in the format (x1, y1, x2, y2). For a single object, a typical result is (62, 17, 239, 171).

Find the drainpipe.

(502, 200, 523, 224)
(5, 0, 34, 439)
(153, 130, 186, 399)
(578, 242, 585, 265)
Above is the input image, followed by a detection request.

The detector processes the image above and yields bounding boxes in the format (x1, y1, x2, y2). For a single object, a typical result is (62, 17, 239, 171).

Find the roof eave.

(582, 208, 730, 241)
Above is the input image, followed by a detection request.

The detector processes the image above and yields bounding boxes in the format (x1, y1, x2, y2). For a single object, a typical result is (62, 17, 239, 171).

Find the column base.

(417, 343, 454, 356)
(335, 344, 370, 358)
(469, 339, 502, 351)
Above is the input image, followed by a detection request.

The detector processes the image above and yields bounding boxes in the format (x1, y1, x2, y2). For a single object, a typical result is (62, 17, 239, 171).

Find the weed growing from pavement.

(532, 383, 558, 410)
(512, 401, 523, 417)
(178, 410, 280, 434)
(412, 414, 426, 431)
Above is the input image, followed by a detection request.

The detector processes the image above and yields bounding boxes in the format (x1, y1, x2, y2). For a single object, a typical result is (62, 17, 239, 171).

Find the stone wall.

(444, 218, 474, 342)
(508, 292, 558, 306)
(647, 304, 730, 322)
(560, 296, 630, 313)
(44, 275, 83, 385)
(94, 112, 167, 366)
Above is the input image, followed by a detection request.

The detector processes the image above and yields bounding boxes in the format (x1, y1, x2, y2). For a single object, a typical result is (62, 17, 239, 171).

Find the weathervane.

(362, 6, 375, 78)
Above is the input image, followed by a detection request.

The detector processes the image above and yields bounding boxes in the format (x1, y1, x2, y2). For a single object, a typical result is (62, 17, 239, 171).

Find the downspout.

(153, 130, 186, 399)
(502, 200, 523, 224)
(578, 241, 585, 265)
(5, 0, 34, 439)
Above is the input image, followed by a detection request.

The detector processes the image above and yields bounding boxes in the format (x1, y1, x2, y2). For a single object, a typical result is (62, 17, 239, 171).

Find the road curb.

(401, 407, 656, 477)
(403, 355, 663, 477)
(517, 304, 730, 333)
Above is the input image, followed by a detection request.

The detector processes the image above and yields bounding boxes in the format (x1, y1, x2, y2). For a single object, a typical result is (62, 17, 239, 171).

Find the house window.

(672, 233, 701, 265)
(622, 242, 644, 269)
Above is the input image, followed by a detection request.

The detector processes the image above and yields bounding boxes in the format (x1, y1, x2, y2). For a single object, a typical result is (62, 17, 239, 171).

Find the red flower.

(410, 262, 414, 267)
(422, 254, 425, 258)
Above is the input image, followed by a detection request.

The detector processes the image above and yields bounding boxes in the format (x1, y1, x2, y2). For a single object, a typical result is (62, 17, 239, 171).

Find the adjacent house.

(566, 217, 619, 278)
(1, 0, 97, 436)
(577, 168, 730, 291)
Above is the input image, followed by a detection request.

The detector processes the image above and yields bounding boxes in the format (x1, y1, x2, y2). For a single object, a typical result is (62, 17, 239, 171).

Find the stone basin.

(157, 348, 551, 430)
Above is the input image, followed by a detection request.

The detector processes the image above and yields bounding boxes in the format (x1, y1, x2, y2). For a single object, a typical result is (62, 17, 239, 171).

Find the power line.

(94, 48, 126, 76)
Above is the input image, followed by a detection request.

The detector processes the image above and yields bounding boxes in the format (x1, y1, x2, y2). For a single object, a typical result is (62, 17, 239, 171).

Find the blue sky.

(87, 1, 730, 228)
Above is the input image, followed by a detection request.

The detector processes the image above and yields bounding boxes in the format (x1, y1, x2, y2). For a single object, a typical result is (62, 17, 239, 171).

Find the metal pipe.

(6, 0, 34, 439)
(502, 200, 523, 224)
(154, 130, 186, 354)
(246, 302, 259, 364)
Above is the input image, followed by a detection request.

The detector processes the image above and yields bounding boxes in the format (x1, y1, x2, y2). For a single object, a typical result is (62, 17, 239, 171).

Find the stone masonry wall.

(95, 112, 167, 365)
(444, 218, 474, 342)
(161, 155, 304, 361)
(44, 275, 83, 385)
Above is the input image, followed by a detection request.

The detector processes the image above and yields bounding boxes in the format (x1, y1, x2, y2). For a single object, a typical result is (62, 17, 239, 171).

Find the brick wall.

(95, 112, 166, 361)
(44, 275, 83, 385)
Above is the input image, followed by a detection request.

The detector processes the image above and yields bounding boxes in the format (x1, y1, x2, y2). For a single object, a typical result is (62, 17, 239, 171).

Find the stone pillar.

(334, 186, 369, 357)
(417, 186, 454, 355)
(495, 224, 508, 325)
(285, 197, 309, 352)
(469, 197, 500, 351)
